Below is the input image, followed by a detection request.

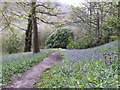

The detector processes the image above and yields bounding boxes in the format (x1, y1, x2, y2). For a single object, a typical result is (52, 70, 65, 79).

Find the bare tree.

(69, 2, 117, 39)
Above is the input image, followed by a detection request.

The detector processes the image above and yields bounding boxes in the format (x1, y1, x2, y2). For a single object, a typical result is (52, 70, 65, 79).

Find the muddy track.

(6, 51, 62, 88)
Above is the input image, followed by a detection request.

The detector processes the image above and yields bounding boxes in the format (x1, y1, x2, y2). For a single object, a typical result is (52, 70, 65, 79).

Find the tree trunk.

(24, 14, 32, 52)
(31, 0, 39, 53)
(96, 4, 100, 43)
(100, 3, 103, 37)
(118, 1, 120, 37)
(89, 2, 92, 35)
(118, 1, 120, 71)
(97, 11, 100, 38)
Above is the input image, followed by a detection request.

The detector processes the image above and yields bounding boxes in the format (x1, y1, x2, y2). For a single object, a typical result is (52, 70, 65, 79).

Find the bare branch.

(36, 4, 52, 9)
(12, 23, 26, 31)
(40, 19, 55, 25)
(0, 25, 9, 32)
(36, 1, 60, 9)
(38, 10, 57, 16)
(2, 12, 14, 33)
(38, 10, 66, 16)
(10, 11, 28, 19)
(37, 17, 61, 25)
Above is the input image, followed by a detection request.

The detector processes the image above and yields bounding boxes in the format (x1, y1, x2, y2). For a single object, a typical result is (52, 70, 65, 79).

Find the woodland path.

(7, 51, 62, 88)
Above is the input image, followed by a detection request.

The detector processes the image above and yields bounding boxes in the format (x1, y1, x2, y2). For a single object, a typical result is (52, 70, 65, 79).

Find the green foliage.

(67, 34, 95, 49)
(45, 28, 74, 48)
(77, 34, 95, 49)
(2, 50, 55, 86)
(37, 59, 118, 88)
(67, 32, 118, 49)
(103, 15, 118, 36)
(110, 36, 118, 41)
(3, 34, 21, 54)
(67, 36, 78, 49)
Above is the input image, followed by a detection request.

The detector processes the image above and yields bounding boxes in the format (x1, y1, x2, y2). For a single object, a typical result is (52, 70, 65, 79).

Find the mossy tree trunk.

(31, 0, 39, 53)
(24, 14, 32, 52)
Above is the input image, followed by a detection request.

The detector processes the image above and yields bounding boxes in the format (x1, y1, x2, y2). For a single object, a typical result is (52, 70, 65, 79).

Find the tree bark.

(31, 0, 39, 53)
(118, 1, 120, 37)
(24, 14, 32, 52)
(89, 2, 92, 35)
(118, 1, 120, 75)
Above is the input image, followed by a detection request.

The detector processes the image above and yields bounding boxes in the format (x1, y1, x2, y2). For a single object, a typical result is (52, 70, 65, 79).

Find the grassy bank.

(2, 49, 56, 86)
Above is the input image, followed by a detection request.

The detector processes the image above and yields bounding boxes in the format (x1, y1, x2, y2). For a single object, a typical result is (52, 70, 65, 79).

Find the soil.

(6, 51, 62, 88)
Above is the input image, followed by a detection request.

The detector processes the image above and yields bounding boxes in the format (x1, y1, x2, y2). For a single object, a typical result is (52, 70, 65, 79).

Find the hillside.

(36, 40, 119, 88)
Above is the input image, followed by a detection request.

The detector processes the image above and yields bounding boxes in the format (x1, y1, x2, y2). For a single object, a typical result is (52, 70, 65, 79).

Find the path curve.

(7, 51, 62, 88)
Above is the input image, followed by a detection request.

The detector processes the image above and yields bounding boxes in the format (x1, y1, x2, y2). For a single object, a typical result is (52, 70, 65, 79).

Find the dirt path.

(7, 51, 62, 88)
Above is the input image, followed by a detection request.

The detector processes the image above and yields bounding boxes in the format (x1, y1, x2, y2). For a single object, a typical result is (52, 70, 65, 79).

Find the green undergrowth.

(36, 41, 119, 88)
(2, 50, 56, 86)
(36, 60, 118, 88)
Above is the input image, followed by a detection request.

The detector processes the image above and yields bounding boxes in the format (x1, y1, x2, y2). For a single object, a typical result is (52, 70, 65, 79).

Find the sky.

(0, 0, 84, 7)
(57, 0, 118, 6)
(58, 0, 85, 6)
(0, 0, 118, 6)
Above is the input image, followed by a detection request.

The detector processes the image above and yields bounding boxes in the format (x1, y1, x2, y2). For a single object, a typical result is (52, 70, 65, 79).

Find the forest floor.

(6, 51, 62, 88)
(2, 41, 118, 88)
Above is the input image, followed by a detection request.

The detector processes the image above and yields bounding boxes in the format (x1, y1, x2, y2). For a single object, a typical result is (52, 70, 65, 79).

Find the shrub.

(67, 33, 117, 49)
(67, 33, 95, 49)
(3, 34, 21, 54)
(109, 36, 118, 41)
(67, 36, 78, 49)
(45, 28, 74, 48)
(77, 34, 95, 49)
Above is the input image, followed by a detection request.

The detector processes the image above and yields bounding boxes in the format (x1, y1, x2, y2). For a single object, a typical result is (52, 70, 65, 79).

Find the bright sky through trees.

(58, 0, 84, 6)
(57, 0, 117, 6)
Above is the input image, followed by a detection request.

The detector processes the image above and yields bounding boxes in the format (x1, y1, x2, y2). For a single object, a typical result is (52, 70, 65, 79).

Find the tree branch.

(37, 17, 62, 25)
(36, 4, 52, 9)
(40, 19, 56, 25)
(38, 10, 57, 16)
(38, 10, 65, 17)
(12, 23, 26, 31)
(2, 12, 14, 33)
(36, 2, 60, 9)
(0, 25, 9, 32)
